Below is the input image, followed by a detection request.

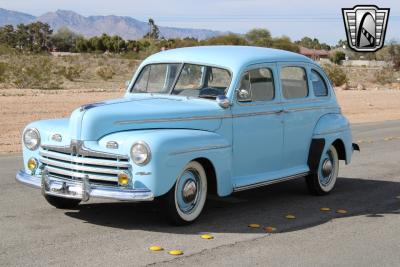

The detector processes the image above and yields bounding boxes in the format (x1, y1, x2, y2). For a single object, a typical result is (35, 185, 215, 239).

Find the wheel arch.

(193, 157, 218, 196)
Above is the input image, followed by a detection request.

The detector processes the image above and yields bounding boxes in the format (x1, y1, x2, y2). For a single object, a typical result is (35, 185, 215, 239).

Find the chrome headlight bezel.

(130, 141, 151, 166)
(23, 128, 41, 151)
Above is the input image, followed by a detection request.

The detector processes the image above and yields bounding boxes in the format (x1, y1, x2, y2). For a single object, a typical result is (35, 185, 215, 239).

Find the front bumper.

(16, 169, 154, 202)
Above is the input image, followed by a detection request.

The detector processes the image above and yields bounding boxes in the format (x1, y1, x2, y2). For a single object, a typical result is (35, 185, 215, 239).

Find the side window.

(281, 66, 308, 99)
(311, 70, 328, 97)
(237, 68, 275, 102)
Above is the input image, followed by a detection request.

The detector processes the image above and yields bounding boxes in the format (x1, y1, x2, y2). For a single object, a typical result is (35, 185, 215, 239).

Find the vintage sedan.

(17, 46, 358, 225)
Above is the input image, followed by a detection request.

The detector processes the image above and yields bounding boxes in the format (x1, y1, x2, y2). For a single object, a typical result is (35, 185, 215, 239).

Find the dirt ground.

(1, 87, 400, 154)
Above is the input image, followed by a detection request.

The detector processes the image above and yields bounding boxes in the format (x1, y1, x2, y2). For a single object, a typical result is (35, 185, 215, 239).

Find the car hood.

(69, 94, 227, 141)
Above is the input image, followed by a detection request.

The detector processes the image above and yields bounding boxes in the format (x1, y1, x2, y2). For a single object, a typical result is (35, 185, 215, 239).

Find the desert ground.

(1, 86, 400, 154)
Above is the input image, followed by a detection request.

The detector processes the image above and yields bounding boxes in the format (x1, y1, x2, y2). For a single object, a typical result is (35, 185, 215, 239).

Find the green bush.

(96, 66, 115, 81)
(58, 65, 83, 81)
(322, 64, 348, 86)
(9, 56, 63, 89)
(329, 51, 346, 65)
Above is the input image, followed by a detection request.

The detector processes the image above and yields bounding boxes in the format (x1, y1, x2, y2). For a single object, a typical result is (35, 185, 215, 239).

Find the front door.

(231, 63, 284, 188)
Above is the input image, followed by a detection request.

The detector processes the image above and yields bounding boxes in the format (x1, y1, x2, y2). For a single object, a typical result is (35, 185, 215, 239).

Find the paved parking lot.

(1, 121, 399, 266)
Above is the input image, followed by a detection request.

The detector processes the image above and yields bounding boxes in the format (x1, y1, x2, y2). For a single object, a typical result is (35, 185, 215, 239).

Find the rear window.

(281, 67, 308, 99)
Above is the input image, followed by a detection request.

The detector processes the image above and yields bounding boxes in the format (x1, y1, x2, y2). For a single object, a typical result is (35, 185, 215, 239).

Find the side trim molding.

(233, 172, 309, 192)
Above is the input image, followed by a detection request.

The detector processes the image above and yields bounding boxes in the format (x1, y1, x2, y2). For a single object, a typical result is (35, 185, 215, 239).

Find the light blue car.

(17, 46, 359, 225)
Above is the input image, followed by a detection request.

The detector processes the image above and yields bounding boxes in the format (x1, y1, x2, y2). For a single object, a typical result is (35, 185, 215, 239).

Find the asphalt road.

(1, 120, 400, 267)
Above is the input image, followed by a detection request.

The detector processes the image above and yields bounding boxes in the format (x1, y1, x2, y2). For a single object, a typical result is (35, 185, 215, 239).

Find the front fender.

(101, 129, 232, 197)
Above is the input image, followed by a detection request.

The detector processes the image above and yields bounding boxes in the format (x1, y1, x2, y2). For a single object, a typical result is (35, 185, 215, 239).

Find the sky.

(0, 0, 399, 44)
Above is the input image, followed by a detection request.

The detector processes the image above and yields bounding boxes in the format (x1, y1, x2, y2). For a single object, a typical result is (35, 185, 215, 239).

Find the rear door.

(279, 63, 318, 172)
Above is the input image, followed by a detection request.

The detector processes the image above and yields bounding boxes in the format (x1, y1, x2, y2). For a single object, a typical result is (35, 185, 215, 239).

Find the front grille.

(39, 143, 130, 186)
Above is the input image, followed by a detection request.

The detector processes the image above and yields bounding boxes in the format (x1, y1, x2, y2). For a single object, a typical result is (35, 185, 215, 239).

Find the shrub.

(322, 64, 348, 86)
(58, 65, 83, 81)
(96, 66, 115, 81)
(0, 62, 8, 82)
(329, 51, 346, 65)
(374, 68, 395, 85)
(9, 56, 63, 89)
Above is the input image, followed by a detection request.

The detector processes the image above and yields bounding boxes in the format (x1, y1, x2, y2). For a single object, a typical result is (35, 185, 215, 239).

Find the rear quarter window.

(311, 69, 329, 97)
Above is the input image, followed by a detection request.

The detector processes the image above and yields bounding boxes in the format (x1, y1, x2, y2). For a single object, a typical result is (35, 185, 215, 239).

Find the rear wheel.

(306, 145, 339, 195)
(44, 195, 81, 209)
(162, 161, 207, 225)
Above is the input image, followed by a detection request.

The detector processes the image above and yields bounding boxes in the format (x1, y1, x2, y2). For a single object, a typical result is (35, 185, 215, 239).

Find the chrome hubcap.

(182, 180, 197, 203)
(322, 159, 333, 178)
(176, 169, 201, 214)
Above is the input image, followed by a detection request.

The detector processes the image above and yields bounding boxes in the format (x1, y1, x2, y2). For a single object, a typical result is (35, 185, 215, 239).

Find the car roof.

(142, 45, 314, 72)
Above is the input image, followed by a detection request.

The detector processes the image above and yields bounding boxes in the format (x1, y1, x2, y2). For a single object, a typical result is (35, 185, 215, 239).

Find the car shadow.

(64, 177, 400, 234)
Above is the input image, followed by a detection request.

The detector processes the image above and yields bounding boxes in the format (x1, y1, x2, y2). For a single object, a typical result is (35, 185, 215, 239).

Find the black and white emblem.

(342, 5, 390, 52)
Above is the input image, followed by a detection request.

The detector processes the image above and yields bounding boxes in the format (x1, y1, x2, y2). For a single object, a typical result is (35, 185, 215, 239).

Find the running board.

(233, 172, 309, 192)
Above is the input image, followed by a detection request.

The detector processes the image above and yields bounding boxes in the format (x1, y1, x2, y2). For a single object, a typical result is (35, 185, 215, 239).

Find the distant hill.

(0, 8, 224, 40)
(0, 8, 35, 25)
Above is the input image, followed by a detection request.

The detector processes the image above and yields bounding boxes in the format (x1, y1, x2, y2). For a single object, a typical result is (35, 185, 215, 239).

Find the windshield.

(131, 63, 232, 99)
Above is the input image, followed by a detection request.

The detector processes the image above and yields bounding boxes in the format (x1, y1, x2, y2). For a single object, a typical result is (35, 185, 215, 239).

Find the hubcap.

(182, 180, 197, 203)
(176, 169, 201, 214)
(322, 159, 333, 177)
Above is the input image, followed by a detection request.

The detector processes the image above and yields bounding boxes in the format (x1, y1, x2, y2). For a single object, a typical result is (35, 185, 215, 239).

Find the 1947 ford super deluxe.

(17, 46, 359, 225)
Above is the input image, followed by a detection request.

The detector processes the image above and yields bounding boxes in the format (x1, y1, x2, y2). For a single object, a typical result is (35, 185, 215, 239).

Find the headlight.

(130, 141, 151, 166)
(23, 128, 40, 150)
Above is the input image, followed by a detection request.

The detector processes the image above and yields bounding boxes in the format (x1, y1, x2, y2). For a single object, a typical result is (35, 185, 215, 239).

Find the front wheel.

(44, 195, 81, 209)
(162, 161, 208, 225)
(306, 145, 339, 195)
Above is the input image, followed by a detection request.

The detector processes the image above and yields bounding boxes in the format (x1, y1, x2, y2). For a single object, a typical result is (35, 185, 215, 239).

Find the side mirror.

(236, 89, 252, 102)
(216, 95, 231, 109)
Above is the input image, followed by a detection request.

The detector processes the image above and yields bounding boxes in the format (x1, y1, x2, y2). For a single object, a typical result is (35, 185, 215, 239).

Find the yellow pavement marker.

(168, 250, 183, 256)
(285, 214, 296, 219)
(248, 223, 261, 228)
(320, 207, 331, 212)
(149, 245, 163, 251)
(264, 226, 277, 233)
(336, 209, 348, 214)
(200, 234, 214, 240)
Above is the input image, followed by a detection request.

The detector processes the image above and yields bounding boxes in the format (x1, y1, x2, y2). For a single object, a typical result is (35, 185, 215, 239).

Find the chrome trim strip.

(233, 172, 309, 192)
(16, 170, 154, 201)
(115, 115, 230, 125)
(39, 150, 130, 168)
(170, 144, 231, 155)
(232, 110, 282, 118)
(40, 157, 122, 175)
(115, 106, 337, 125)
(41, 142, 129, 160)
(45, 166, 117, 182)
(284, 106, 338, 112)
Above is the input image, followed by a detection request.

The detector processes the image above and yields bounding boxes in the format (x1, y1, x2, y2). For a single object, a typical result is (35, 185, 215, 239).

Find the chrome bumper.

(16, 169, 154, 202)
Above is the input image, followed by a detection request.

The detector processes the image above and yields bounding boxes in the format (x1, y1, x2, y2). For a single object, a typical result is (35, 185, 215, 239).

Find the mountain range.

(0, 8, 224, 40)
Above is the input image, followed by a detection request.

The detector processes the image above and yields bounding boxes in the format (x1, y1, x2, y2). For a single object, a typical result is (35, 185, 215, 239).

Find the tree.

(245, 28, 272, 47)
(0, 25, 16, 47)
(143, 18, 160, 40)
(271, 36, 299, 52)
(50, 27, 79, 52)
(205, 34, 247, 46)
(26, 22, 53, 52)
(296, 37, 331, 50)
(329, 51, 346, 64)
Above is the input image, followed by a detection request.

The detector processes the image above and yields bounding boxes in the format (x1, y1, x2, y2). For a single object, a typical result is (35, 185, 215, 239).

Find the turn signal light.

(27, 157, 38, 172)
(118, 172, 129, 186)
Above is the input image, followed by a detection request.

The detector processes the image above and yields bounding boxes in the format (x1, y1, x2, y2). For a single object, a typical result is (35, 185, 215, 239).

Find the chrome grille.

(39, 143, 130, 186)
